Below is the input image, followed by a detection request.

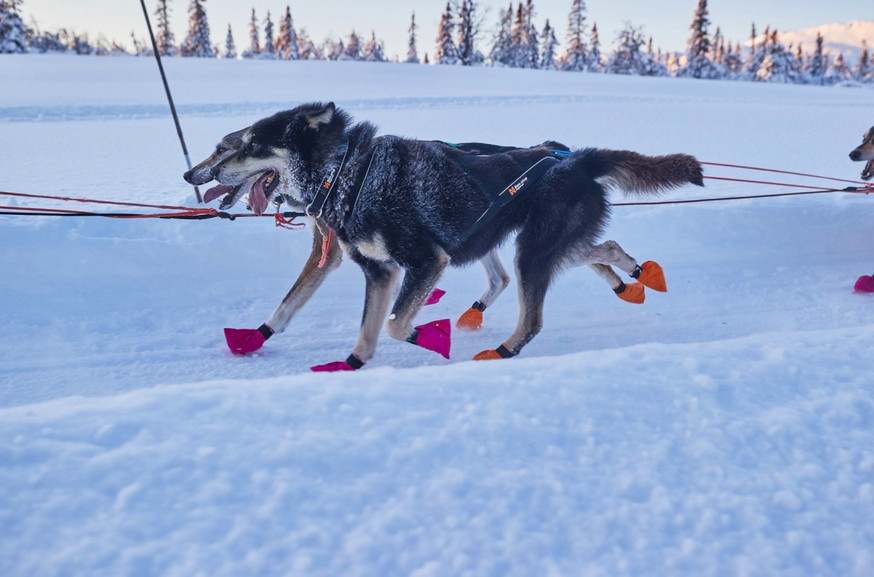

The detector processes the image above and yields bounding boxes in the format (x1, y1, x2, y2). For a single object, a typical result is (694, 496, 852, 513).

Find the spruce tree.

(276, 5, 299, 60)
(560, 0, 587, 72)
(297, 28, 320, 60)
(181, 0, 212, 57)
(405, 12, 419, 63)
(488, 4, 513, 67)
(755, 29, 801, 83)
(856, 41, 871, 82)
(824, 52, 851, 85)
(456, 0, 474, 66)
(587, 22, 601, 72)
(224, 23, 236, 59)
(342, 30, 361, 61)
(434, 2, 457, 64)
(680, 0, 720, 79)
(262, 11, 276, 58)
(523, 0, 539, 69)
(540, 19, 558, 70)
(362, 31, 387, 62)
(0, 0, 28, 53)
(154, 0, 176, 56)
(243, 8, 259, 58)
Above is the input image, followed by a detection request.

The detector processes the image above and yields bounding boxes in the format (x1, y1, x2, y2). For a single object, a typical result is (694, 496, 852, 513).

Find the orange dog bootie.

(456, 301, 486, 331)
(613, 281, 645, 304)
(633, 261, 667, 292)
(473, 344, 516, 361)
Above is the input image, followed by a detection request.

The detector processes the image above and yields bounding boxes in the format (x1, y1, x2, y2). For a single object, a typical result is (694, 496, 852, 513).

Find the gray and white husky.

(185, 102, 702, 371)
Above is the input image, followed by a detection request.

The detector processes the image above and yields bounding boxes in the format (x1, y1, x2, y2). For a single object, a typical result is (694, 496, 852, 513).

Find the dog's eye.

(215, 145, 227, 154)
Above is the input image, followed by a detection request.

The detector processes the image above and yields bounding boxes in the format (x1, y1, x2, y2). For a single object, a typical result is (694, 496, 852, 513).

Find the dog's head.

(184, 102, 350, 215)
(849, 126, 874, 181)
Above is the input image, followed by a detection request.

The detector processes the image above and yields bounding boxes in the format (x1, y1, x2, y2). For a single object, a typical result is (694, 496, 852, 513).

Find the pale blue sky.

(19, 0, 870, 58)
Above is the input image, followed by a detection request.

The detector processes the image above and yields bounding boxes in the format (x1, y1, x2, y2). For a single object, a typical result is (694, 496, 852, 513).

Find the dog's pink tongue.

(203, 184, 232, 203)
(249, 175, 270, 216)
(863, 160, 874, 181)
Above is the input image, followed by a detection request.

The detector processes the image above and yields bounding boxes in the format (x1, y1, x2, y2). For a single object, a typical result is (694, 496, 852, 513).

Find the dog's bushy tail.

(579, 148, 704, 195)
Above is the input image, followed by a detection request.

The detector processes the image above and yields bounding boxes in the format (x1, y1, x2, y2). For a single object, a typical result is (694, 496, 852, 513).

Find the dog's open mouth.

(862, 160, 874, 181)
(202, 170, 279, 215)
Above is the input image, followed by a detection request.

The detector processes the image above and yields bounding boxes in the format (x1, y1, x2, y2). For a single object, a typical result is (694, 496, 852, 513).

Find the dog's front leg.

(385, 252, 452, 359)
(312, 257, 400, 372)
(265, 221, 343, 332)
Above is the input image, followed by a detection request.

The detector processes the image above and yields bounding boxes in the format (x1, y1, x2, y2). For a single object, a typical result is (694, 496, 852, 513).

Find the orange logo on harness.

(322, 180, 331, 189)
(509, 186, 517, 195)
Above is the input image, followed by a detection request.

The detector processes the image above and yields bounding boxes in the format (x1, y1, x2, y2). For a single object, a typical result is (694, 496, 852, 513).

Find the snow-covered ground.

(2, 54, 874, 576)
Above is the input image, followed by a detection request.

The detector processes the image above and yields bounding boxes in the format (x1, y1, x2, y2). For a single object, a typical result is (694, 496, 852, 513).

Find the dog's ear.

(305, 102, 336, 130)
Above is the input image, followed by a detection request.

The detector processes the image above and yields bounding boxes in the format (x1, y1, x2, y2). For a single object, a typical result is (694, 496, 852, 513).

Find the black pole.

(139, 0, 202, 203)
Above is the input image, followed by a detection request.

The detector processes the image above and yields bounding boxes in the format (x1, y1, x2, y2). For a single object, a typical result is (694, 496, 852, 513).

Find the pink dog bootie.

(854, 275, 874, 293)
(224, 324, 274, 354)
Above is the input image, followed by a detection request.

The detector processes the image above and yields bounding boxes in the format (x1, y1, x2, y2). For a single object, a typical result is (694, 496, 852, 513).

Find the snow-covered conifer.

(262, 11, 276, 58)
(540, 19, 558, 70)
(405, 12, 419, 63)
(341, 30, 361, 61)
(224, 24, 236, 59)
(488, 4, 513, 66)
(523, 0, 539, 69)
(587, 22, 601, 72)
(275, 5, 299, 60)
(297, 28, 320, 60)
(755, 30, 802, 84)
(434, 2, 457, 65)
(823, 52, 851, 85)
(679, 0, 720, 79)
(154, 0, 176, 56)
(0, 0, 27, 53)
(242, 8, 260, 58)
(362, 31, 387, 62)
(606, 23, 665, 77)
(181, 0, 212, 58)
(856, 41, 871, 82)
(456, 0, 474, 65)
(559, 0, 586, 71)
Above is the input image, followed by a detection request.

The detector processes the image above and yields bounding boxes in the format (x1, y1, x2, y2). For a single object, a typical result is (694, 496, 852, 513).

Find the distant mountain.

(755, 20, 874, 60)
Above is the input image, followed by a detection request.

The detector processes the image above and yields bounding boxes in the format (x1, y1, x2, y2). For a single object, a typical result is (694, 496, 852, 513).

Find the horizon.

(15, 1, 872, 60)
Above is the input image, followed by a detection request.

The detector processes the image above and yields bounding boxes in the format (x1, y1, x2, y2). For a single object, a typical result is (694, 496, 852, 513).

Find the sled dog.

(849, 126, 874, 181)
(185, 102, 703, 370)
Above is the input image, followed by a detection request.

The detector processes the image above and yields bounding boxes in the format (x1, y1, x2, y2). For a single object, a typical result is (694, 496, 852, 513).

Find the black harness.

(301, 139, 571, 231)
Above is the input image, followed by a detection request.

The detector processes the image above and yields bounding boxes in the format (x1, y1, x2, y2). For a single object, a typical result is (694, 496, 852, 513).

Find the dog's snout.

(183, 168, 194, 183)
(850, 150, 861, 161)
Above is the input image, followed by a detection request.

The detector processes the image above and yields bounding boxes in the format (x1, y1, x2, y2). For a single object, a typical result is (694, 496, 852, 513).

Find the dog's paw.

(635, 261, 667, 292)
(311, 360, 357, 372)
(613, 281, 645, 304)
(311, 353, 365, 372)
(473, 344, 515, 361)
(456, 307, 484, 331)
(224, 324, 273, 354)
(411, 319, 451, 359)
(854, 275, 874, 293)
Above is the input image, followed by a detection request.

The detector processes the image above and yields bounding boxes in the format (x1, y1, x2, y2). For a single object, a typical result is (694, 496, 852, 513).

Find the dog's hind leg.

(385, 251, 452, 358)
(576, 240, 667, 304)
(473, 242, 556, 361)
(457, 249, 511, 331)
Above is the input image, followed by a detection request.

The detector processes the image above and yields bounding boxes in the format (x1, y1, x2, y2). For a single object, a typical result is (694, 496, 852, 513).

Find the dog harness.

(440, 141, 572, 241)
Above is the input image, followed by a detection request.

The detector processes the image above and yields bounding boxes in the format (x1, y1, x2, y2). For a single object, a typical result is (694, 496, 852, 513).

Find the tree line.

(2, 0, 872, 85)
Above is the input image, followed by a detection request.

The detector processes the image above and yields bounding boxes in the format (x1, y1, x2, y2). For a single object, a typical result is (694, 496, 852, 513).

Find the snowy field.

(2, 54, 874, 576)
